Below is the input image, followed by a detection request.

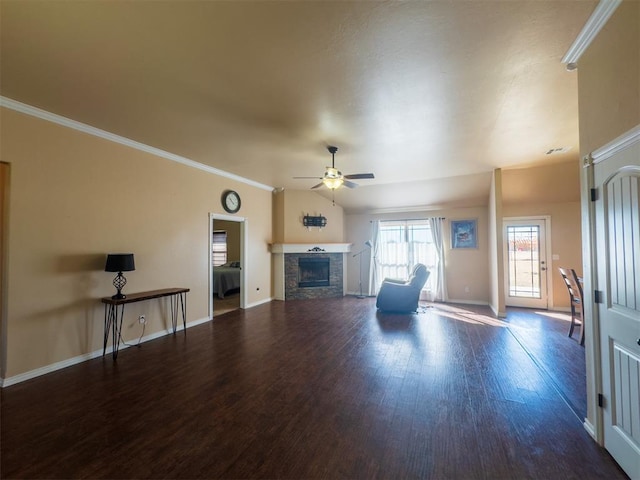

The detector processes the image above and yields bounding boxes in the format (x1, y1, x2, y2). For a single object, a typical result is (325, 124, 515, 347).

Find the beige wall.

(344, 206, 490, 303)
(502, 160, 582, 310)
(272, 190, 285, 244)
(502, 160, 581, 205)
(0, 108, 273, 378)
(214, 220, 241, 264)
(577, 0, 640, 155)
(280, 189, 344, 243)
(446, 208, 491, 302)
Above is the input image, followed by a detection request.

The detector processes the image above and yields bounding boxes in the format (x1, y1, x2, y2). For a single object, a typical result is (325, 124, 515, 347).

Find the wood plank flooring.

(0, 298, 627, 479)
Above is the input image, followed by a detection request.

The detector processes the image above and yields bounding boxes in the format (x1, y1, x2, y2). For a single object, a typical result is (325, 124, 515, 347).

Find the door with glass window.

(504, 218, 549, 309)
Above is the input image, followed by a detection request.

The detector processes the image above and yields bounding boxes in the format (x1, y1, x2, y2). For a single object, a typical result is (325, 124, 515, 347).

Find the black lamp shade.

(105, 253, 135, 273)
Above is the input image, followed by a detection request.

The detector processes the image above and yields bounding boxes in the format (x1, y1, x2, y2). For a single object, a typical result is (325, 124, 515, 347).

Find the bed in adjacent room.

(213, 263, 241, 299)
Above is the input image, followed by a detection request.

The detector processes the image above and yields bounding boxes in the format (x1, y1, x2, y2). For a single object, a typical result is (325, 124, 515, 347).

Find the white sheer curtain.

(373, 220, 436, 296)
(368, 220, 380, 295)
(427, 217, 448, 302)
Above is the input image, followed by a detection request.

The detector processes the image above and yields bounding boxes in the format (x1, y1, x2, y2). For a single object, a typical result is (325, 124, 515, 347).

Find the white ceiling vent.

(545, 146, 571, 155)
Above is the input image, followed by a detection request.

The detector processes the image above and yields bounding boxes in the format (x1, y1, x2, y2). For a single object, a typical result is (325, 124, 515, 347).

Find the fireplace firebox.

(298, 257, 330, 288)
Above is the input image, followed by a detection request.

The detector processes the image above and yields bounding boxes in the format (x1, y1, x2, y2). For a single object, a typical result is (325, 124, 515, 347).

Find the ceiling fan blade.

(294, 176, 323, 179)
(343, 180, 359, 189)
(311, 182, 325, 189)
(344, 173, 375, 180)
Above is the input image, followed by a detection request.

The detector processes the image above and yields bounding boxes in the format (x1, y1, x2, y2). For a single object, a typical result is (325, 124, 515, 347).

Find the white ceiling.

(0, 1, 596, 212)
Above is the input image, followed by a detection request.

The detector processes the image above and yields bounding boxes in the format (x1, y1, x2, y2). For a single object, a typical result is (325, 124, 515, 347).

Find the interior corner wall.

(575, 0, 640, 437)
(488, 169, 505, 317)
(282, 190, 344, 243)
(0, 107, 273, 380)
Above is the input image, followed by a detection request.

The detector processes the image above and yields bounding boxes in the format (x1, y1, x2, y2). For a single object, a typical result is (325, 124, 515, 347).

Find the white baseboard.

(0, 316, 211, 388)
(583, 418, 596, 440)
(445, 299, 490, 306)
(245, 297, 273, 309)
(346, 290, 375, 297)
(344, 293, 489, 305)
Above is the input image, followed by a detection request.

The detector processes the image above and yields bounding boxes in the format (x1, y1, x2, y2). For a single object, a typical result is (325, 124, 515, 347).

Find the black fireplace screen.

(298, 257, 330, 287)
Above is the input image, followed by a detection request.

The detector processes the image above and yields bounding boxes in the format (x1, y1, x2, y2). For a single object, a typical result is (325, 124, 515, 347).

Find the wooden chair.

(558, 267, 585, 345)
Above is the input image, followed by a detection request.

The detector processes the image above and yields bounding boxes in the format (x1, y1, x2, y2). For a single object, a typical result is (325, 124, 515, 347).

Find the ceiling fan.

(294, 146, 375, 190)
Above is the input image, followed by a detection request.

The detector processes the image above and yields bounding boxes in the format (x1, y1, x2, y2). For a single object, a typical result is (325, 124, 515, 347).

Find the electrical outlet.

(138, 315, 146, 324)
(464, 286, 470, 293)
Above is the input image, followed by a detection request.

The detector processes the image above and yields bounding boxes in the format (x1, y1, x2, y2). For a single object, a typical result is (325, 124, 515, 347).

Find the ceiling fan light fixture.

(294, 145, 373, 191)
(323, 177, 344, 190)
(322, 167, 344, 190)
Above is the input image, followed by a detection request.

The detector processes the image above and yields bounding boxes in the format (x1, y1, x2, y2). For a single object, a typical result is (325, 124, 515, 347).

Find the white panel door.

(504, 218, 550, 309)
(594, 136, 640, 479)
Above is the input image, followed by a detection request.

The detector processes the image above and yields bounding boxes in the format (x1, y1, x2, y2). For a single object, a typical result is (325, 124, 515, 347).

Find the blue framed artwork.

(451, 219, 478, 249)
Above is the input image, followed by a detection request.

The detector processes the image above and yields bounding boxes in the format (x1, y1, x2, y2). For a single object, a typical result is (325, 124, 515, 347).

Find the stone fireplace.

(270, 243, 351, 300)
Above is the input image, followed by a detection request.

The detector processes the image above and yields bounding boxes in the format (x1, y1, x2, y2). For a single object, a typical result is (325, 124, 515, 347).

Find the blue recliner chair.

(376, 264, 430, 313)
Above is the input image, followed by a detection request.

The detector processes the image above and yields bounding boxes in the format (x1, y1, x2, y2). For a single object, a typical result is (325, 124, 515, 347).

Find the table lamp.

(105, 253, 135, 299)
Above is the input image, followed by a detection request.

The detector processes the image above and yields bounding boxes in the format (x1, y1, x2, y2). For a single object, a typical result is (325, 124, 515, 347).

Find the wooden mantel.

(269, 243, 352, 254)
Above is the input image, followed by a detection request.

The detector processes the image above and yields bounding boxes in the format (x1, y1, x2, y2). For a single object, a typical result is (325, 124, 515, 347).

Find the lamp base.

(112, 273, 127, 300)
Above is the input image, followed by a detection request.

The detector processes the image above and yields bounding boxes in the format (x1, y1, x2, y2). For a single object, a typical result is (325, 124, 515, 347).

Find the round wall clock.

(221, 190, 241, 213)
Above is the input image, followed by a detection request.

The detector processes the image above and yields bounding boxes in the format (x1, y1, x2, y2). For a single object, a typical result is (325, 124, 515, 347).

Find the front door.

(594, 135, 640, 478)
(504, 218, 550, 309)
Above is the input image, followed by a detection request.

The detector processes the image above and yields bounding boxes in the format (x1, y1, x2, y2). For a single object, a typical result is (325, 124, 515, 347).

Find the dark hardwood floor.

(1, 298, 626, 479)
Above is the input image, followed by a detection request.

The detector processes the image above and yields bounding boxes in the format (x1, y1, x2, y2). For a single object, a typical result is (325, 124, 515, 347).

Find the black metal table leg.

(103, 303, 111, 356)
(170, 295, 177, 333)
(180, 291, 187, 333)
(111, 304, 124, 360)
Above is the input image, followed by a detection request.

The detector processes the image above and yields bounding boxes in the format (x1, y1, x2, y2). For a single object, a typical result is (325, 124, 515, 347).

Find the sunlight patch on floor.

(534, 311, 572, 322)
(427, 304, 509, 328)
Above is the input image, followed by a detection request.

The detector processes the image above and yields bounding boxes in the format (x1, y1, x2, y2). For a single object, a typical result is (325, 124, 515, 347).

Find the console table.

(100, 288, 189, 360)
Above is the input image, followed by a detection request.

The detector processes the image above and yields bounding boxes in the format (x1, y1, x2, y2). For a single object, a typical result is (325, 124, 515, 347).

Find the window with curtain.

(212, 230, 228, 266)
(376, 220, 436, 292)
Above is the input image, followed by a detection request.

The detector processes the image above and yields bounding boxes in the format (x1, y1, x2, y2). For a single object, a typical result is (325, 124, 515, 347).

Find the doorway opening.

(209, 213, 247, 318)
(503, 217, 551, 309)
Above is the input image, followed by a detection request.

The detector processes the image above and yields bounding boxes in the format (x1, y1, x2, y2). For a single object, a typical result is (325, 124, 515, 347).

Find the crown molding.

(561, 0, 622, 64)
(0, 96, 275, 192)
(363, 205, 447, 215)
